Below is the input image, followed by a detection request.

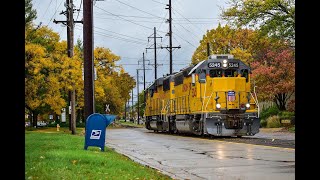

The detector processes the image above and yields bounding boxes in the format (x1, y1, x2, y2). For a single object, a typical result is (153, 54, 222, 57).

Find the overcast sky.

(32, 0, 229, 103)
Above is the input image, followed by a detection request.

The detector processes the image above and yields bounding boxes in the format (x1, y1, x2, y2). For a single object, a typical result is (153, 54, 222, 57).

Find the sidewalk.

(249, 128, 295, 140)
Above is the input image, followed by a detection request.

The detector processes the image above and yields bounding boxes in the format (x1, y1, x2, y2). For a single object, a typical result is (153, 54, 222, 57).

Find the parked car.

(25, 122, 30, 127)
(37, 121, 47, 127)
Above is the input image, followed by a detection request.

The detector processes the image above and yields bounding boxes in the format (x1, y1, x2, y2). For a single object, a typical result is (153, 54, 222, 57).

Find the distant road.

(106, 128, 294, 180)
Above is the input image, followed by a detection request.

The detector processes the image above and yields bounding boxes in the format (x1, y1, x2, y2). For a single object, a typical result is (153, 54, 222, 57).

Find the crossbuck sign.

(105, 104, 110, 113)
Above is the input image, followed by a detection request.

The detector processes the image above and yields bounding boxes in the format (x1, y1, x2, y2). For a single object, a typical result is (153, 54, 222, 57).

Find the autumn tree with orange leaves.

(251, 48, 295, 111)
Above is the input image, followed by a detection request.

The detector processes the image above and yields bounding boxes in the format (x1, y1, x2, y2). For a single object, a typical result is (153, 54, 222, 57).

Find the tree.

(25, 0, 37, 26)
(221, 0, 295, 46)
(192, 24, 269, 65)
(251, 47, 295, 111)
(94, 47, 136, 116)
(25, 26, 78, 127)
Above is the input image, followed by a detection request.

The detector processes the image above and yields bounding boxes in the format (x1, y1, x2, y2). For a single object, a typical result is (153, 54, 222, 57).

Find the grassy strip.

(25, 130, 171, 180)
(117, 120, 145, 128)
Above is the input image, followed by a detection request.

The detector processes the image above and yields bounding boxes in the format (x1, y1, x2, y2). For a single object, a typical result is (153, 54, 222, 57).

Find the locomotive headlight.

(245, 103, 250, 108)
(216, 103, 221, 109)
(223, 59, 227, 63)
(222, 63, 228, 67)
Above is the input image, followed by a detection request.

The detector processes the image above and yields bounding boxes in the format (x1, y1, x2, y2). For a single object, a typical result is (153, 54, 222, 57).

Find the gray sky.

(32, 0, 229, 103)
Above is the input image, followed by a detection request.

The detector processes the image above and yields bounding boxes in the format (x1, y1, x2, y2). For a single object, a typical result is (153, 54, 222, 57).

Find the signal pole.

(146, 27, 162, 80)
(53, 0, 82, 134)
(162, 0, 181, 74)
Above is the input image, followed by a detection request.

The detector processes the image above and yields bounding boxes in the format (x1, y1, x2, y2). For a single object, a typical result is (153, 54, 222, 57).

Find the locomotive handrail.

(205, 90, 215, 111)
(250, 92, 259, 117)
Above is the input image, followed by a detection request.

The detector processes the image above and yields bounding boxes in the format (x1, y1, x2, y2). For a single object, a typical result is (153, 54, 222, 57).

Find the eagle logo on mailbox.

(90, 130, 101, 139)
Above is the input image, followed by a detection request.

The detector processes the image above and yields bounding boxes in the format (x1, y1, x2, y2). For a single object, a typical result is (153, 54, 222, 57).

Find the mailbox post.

(84, 113, 116, 151)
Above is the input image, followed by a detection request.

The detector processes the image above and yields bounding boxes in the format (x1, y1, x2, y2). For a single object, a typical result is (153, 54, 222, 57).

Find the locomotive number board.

(228, 62, 239, 68)
(208, 62, 239, 68)
(208, 62, 221, 68)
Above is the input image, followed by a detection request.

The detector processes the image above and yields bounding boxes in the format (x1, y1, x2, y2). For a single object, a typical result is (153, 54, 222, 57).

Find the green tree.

(221, 0, 295, 46)
(25, 0, 37, 26)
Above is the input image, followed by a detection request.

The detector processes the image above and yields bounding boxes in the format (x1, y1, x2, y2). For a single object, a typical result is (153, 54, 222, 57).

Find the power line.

(174, 22, 200, 40)
(41, 0, 54, 22)
(94, 26, 146, 42)
(172, 27, 197, 48)
(151, 0, 166, 5)
(76, 0, 83, 21)
(94, 16, 163, 23)
(75, 25, 147, 46)
(94, 5, 166, 33)
(95, 12, 165, 19)
(115, 0, 164, 19)
(94, 31, 147, 45)
(172, 7, 204, 34)
(47, 0, 64, 26)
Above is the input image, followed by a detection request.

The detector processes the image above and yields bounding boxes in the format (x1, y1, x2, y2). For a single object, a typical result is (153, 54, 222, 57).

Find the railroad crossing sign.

(105, 104, 110, 113)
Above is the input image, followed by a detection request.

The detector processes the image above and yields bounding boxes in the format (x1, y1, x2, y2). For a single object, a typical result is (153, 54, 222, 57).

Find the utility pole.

(207, 42, 210, 57)
(161, 0, 181, 133)
(83, 0, 95, 121)
(146, 27, 162, 80)
(53, 0, 82, 134)
(136, 69, 140, 125)
(162, 0, 181, 74)
(143, 53, 146, 94)
(131, 89, 133, 121)
(124, 101, 126, 122)
(135, 68, 151, 125)
(126, 100, 129, 122)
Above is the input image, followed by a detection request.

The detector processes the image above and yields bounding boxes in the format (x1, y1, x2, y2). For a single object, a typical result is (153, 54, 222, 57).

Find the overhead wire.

(76, 0, 83, 21)
(94, 26, 146, 42)
(41, 0, 54, 22)
(75, 25, 148, 45)
(94, 5, 167, 33)
(47, 0, 64, 26)
(114, 0, 163, 19)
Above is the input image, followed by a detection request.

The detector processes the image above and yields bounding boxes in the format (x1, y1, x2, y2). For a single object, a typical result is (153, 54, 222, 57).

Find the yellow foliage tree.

(191, 24, 271, 65)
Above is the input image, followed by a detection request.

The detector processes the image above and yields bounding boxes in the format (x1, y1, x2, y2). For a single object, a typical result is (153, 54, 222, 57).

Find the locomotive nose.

(213, 77, 246, 110)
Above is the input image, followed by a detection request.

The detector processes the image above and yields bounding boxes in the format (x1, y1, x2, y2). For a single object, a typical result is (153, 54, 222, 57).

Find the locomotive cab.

(193, 54, 260, 136)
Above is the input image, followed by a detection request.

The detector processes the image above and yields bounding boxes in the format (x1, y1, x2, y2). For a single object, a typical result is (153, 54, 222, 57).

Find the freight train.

(144, 54, 260, 137)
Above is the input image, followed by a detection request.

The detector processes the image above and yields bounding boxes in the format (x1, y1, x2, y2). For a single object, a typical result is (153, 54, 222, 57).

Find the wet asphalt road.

(106, 128, 294, 180)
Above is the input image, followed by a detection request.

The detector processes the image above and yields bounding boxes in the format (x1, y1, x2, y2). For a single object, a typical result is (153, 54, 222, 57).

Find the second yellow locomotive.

(145, 54, 260, 137)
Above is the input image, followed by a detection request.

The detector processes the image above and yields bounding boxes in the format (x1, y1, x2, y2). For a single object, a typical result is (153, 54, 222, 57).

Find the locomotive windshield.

(209, 69, 223, 77)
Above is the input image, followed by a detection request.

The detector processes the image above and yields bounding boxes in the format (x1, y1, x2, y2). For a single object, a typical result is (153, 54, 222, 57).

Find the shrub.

(279, 111, 295, 120)
(260, 119, 267, 128)
(288, 126, 295, 132)
(287, 99, 295, 112)
(260, 105, 280, 120)
(266, 115, 282, 128)
(47, 122, 86, 128)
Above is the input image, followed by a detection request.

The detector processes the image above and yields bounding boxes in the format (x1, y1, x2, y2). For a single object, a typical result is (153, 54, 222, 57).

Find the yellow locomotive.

(145, 54, 260, 136)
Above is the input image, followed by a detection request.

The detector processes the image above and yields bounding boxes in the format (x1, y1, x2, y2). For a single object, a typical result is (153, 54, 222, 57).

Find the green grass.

(117, 120, 145, 128)
(288, 126, 295, 133)
(25, 130, 171, 180)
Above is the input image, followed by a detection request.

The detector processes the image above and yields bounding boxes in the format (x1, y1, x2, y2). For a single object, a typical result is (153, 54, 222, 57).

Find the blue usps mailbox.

(84, 113, 116, 151)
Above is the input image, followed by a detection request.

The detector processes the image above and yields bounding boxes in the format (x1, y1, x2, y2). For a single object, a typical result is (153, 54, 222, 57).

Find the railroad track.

(150, 131, 295, 149)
